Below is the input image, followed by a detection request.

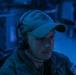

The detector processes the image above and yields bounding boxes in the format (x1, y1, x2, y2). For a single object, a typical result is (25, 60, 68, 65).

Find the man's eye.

(50, 36, 55, 39)
(36, 38, 43, 41)
(39, 38, 44, 41)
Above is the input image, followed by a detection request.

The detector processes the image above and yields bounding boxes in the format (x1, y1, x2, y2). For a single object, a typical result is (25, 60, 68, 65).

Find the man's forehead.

(45, 30, 55, 38)
(28, 30, 55, 39)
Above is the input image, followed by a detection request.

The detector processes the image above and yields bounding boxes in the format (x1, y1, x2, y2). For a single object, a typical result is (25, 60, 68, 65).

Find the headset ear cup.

(16, 23, 29, 50)
(17, 38, 29, 50)
(24, 38, 29, 49)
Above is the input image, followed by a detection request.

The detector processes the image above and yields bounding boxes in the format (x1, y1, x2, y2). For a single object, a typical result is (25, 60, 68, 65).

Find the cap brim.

(28, 22, 66, 38)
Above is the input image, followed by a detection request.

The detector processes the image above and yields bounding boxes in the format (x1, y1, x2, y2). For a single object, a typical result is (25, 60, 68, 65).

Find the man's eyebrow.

(40, 31, 55, 39)
(52, 31, 55, 35)
(48, 31, 55, 36)
(36, 31, 55, 40)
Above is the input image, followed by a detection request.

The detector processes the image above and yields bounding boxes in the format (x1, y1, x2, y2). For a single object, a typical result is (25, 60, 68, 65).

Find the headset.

(16, 10, 34, 50)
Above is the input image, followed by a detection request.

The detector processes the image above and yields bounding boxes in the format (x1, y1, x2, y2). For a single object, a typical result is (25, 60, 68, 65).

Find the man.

(0, 10, 76, 75)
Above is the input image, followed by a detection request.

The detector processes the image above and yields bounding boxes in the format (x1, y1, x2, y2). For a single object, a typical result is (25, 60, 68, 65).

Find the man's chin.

(41, 55, 52, 61)
(41, 52, 52, 60)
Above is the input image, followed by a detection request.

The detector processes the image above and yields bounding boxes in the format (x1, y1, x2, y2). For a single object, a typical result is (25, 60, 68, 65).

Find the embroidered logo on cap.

(30, 11, 49, 21)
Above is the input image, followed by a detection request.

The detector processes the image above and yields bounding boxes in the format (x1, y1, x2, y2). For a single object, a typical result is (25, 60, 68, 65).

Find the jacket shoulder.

(52, 51, 67, 59)
(52, 51, 72, 64)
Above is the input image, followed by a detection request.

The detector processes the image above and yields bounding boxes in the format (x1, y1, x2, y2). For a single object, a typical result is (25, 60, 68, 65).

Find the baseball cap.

(17, 10, 66, 38)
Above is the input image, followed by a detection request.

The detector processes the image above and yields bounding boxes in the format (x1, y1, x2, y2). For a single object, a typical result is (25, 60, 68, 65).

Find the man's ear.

(26, 35, 29, 44)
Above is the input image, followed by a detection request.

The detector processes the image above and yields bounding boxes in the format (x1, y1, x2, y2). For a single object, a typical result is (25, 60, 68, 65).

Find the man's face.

(27, 30, 55, 60)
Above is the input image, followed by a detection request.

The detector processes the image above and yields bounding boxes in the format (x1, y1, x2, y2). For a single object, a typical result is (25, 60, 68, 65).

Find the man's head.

(17, 10, 66, 60)
(27, 30, 55, 60)
(17, 10, 65, 38)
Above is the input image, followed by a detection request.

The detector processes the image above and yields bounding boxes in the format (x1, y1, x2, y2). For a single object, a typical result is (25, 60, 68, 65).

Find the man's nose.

(44, 43, 50, 48)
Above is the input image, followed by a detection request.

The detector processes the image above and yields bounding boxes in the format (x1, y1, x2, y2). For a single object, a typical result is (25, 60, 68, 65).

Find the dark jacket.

(0, 48, 75, 75)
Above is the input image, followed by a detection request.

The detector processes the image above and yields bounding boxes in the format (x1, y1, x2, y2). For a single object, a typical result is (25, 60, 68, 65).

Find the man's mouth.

(42, 50, 51, 53)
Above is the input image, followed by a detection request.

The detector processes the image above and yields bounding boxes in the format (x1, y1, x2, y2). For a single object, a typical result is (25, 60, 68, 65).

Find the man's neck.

(25, 50, 44, 68)
(32, 60, 43, 69)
